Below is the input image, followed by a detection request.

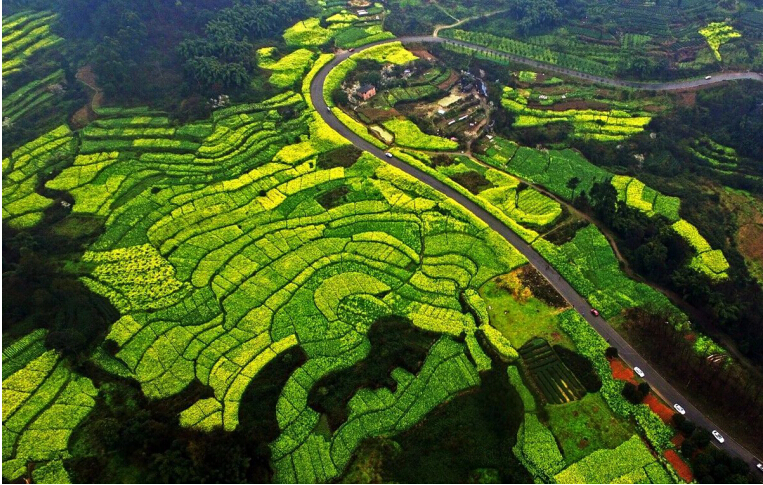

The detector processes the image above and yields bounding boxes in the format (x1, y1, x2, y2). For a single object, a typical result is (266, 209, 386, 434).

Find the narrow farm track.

(431, 9, 509, 37)
(311, 42, 762, 471)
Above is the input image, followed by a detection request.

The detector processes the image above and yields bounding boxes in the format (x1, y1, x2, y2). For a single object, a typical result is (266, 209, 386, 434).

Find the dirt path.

(71, 65, 103, 129)
(433, 9, 510, 37)
(431, 1, 459, 24)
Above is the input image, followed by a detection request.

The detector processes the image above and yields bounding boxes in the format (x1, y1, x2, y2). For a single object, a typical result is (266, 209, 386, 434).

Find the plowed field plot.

(518, 338, 585, 404)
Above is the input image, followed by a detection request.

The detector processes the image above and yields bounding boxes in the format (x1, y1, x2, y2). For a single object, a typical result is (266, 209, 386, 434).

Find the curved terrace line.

(309, 38, 762, 471)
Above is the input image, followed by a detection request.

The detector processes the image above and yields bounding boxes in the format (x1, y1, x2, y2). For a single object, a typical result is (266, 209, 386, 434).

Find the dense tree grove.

(681, 85, 763, 162)
(577, 181, 692, 282)
(673, 416, 751, 483)
(178, 0, 311, 90)
(51, 0, 310, 103)
(507, 0, 563, 35)
(624, 308, 763, 438)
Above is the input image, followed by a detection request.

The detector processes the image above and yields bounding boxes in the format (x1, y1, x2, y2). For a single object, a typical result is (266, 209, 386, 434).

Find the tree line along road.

(309, 38, 763, 472)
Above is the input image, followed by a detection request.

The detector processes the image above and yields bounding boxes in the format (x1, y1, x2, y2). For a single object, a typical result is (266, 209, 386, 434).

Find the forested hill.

(3, 0, 311, 110)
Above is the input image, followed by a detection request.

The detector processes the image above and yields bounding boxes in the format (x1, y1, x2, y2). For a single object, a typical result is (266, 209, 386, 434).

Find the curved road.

(311, 41, 762, 471)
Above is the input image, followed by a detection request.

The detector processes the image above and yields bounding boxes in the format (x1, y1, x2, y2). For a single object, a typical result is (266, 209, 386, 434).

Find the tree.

(589, 180, 618, 225)
(566, 176, 581, 199)
(689, 428, 712, 449)
(671, 266, 711, 302)
(332, 89, 350, 106)
(605, 346, 618, 358)
(679, 417, 696, 436)
(508, 0, 563, 35)
(637, 382, 651, 395)
(672, 413, 686, 427)
(622, 382, 645, 404)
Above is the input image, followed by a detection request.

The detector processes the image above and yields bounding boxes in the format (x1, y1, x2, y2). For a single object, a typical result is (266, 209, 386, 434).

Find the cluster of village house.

(353, 68, 488, 104)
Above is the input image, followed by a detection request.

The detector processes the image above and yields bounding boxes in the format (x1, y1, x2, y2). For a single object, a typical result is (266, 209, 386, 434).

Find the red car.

(590, 309, 600, 317)
(348, 48, 355, 52)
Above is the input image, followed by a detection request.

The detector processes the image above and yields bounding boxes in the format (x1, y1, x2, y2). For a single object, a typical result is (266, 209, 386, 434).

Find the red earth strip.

(609, 358, 637, 384)
(643, 393, 674, 423)
(664, 449, 694, 483)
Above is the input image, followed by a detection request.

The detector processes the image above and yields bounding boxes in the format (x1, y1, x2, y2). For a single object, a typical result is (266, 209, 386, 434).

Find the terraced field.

(611, 176, 729, 279)
(3, 64, 531, 481)
(3, 330, 98, 484)
(2, 11, 66, 127)
(283, 4, 393, 49)
(501, 86, 653, 142)
(474, 135, 729, 280)
(3, 125, 77, 229)
(3, 8, 757, 482)
(2, 10, 62, 77)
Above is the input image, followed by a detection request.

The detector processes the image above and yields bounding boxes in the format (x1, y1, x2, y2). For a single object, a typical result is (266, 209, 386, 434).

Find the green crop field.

(3, 331, 98, 484)
(478, 140, 611, 199)
(501, 86, 653, 141)
(535, 225, 676, 319)
(480, 276, 573, 349)
(3, 76, 548, 482)
(434, 0, 760, 78)
(4, 0, 758, 482)
(2, 10, 62, 77)
(382, 118, 458, 150)
(547, 393, 635, 465)
(257, 47, 317, 88)
(442, 29, 616, 76)
(555, 435, 668, 483)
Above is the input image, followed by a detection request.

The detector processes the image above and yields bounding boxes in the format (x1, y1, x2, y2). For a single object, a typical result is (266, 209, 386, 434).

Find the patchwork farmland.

(3, 0, 763, 483)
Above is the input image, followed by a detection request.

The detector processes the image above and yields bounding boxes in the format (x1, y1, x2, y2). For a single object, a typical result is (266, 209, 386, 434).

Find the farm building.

(357, 84, 377, 100)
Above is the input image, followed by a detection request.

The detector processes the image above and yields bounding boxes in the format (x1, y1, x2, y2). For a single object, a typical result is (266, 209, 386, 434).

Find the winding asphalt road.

(310, 40, 763, 471)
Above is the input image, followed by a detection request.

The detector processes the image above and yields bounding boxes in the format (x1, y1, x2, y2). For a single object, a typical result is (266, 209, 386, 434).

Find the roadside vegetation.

(2, 0, 763, 483)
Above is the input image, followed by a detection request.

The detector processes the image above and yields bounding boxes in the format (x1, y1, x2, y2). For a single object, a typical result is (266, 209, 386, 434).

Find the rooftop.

(358, 84, 376, 94)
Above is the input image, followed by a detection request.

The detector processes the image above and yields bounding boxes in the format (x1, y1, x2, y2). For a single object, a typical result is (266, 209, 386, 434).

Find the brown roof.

(358, 84, 375, 94)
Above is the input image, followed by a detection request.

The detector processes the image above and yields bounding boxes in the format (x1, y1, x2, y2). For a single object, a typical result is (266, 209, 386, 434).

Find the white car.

(712, 430, 725, 443)
(705, 75, 712, 80)
(385, 152, 393, 158)
(756, 463, 763, 473)
(673, 404, 686, 415)
(634, 367, 645, 378)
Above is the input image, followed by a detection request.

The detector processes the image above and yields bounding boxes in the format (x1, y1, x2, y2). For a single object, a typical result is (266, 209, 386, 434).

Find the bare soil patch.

(738, 223, 763, 262)
(516, 265, 568, 308)
(437, 70, 459, 90)
(674, 90, 697, 107)
(543, 100, 609, 111)
(71, 65, 103, 129)
(409, 48, 436, 61)
(357, 107, 398, 123)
